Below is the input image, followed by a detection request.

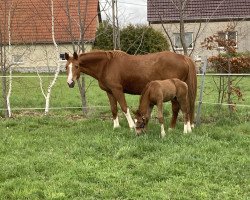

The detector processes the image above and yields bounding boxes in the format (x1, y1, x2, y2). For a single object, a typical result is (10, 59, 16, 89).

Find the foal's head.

(65, 52, 80, 88)
(134, 110, 148, 135)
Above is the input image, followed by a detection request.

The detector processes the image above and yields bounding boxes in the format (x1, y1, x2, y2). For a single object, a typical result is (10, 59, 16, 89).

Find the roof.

(0, 0, 100, 44)
(148, 0, 250, 23)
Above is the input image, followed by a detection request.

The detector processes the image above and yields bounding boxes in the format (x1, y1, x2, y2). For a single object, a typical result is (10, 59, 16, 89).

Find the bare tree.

(42, 0, 61, 115)
(0, 0, 14, 118)
(64, 0, 103, 116)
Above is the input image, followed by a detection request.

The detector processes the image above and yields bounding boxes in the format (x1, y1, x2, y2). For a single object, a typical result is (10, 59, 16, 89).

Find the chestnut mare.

(134, 78, 191, 138)
(65, 50, 197, 130)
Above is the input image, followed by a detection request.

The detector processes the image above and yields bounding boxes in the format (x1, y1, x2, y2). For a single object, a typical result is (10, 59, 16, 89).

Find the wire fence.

(0, 73, 250, 121)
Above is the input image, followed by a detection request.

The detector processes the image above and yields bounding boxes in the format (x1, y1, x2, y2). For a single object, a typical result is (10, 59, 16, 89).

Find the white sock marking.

(191, 123, 195, 128)
(187, 121, 192, 133)
(113, 116, 120, 129)
(183, 123, 188, 134)
(67, 63, 73, 84)
(161, 124, 166, 138)
(123, 108, 135, 129)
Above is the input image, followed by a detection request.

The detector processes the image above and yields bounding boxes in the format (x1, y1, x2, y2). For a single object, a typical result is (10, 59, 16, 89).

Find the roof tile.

(148, 0, 250, 22)
(0, 0, 99, 44)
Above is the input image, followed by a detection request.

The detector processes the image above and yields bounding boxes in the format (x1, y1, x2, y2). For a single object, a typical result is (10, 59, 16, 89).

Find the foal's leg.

(111, 88, 135, 129)
(169, 99, 180, 130)
(156, 101, 166, 138)
(107, 92, 120, 129)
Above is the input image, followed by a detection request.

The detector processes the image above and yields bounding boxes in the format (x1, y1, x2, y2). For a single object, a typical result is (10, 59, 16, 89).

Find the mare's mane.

(105, 50, 128, 60)
(86, 50, 128, 60)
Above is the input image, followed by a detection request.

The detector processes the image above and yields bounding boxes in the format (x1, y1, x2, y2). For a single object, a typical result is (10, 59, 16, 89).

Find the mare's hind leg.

(178, 98, 192, 134)
(107, 92, 120, 129)
(111, 88, 135, 129)
(169, 99, 180, 130)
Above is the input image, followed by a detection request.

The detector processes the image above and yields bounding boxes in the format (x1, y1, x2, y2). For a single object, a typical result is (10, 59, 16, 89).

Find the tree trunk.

(179, 0, 188, 55)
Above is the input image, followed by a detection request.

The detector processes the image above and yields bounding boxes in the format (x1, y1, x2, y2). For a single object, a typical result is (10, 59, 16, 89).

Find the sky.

(99, 0, 148, 26)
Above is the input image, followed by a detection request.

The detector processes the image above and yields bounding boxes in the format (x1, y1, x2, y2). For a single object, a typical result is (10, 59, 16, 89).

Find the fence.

(0, 72, 250, 124)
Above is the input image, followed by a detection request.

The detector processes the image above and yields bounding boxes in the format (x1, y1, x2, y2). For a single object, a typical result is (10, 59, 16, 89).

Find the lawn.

(0, 115, 249, 199)
(0, 73, 250, 199)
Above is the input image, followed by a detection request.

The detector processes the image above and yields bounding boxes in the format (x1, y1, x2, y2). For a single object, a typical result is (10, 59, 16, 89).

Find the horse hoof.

(113, 125, 121, 129)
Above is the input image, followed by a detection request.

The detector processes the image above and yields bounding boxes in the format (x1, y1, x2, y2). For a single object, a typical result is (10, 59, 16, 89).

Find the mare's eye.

(75, 65, 79, 69)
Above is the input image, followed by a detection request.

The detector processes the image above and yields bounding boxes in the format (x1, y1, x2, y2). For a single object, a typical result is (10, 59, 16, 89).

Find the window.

(12, 55, 23, 64)
(59, 53, 66, 60)
(174, 32, 193, 50)
(217, 31, 237, 48)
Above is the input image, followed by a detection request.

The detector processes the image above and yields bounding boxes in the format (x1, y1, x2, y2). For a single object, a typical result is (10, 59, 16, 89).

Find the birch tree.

(0, 0, 14, 118)
(41, 0, 60, 115)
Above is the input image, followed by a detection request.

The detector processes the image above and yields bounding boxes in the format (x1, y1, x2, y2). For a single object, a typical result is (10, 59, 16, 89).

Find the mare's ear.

(73, 52, 78, 60)
(65, 53, 69, 60)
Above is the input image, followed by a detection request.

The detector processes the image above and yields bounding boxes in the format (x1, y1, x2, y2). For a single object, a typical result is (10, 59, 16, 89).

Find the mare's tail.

(185, 57, 197, 125)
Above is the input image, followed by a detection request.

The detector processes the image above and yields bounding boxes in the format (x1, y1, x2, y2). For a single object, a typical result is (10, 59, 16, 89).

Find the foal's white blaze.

(67, 63, 73, 84)
(113, 116, 120, 129)
(161, 124, 166, 138)
(123, 108, 135, 129)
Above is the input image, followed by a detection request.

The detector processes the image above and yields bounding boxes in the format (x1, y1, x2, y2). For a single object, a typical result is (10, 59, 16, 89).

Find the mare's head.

(65, 52, 80, 88)
(134, 110, 148, 135)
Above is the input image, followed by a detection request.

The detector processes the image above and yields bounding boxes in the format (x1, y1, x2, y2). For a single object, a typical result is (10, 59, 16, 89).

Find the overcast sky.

(99, 0, 148, 26)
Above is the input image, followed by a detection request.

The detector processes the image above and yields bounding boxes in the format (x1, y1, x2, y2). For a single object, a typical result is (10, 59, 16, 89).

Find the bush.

(94, 22, 169, 55)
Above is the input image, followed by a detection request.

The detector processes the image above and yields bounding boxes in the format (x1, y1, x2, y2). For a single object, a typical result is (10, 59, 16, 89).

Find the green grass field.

(0, 73, 250, 199)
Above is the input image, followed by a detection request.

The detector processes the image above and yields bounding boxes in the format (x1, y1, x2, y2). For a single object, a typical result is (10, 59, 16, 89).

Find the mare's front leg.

(111, 87, 135, 130)
(156, 101, 166, 138)
(107, 92, 120, 129)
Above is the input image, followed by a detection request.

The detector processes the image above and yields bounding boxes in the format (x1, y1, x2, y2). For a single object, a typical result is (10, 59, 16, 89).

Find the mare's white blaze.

(123, 108, 135, 129)
(113, 116, 120, 129)
(67, 63, 73, 84)
(183, 123, 188, 134)
(161, 124, 166, 138)
(187, 121, 192, 133)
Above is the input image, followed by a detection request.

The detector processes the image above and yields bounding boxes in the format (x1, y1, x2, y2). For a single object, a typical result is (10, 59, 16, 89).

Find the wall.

(151, 20, 250, 60)
(6, 43, 93, 73)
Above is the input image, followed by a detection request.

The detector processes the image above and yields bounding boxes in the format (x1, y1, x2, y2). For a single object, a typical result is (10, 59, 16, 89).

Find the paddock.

(0, 73, 249, 199)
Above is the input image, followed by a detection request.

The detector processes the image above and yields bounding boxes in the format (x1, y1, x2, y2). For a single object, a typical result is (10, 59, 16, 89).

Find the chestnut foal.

(134, 78, 192, 138)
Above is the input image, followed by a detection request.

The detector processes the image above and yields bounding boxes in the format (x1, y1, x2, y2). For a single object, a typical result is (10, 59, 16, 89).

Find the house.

(147, 0, 250, 61)
(0, 0, 101, 72)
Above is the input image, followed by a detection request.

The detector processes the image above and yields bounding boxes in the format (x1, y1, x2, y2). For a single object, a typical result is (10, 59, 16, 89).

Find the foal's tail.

(185, 57, 197, 125)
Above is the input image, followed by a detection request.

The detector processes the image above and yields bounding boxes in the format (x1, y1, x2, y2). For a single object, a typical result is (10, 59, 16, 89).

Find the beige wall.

(7, 43, 93, 72)
(151, 20, 250, 60)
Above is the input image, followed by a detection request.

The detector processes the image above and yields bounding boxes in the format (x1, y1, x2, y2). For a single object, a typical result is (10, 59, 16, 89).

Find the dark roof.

(148, 0, 250, 23)
(0, 0, 100, 44)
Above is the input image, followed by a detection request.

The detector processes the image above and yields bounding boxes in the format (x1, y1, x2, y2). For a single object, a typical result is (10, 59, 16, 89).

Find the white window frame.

(59, 53, 66, 61)
(217, 31, 238, 49)
(173, 32, 194, 50)
(12, 54, 24, 64)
